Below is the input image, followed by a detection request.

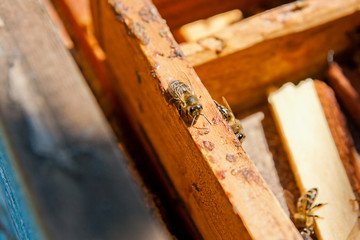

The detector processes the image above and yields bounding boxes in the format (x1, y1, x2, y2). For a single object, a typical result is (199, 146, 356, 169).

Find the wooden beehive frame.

(181, 0, 360, 111)
(45, 0, 360, 239)
(87, 0, 306, 239)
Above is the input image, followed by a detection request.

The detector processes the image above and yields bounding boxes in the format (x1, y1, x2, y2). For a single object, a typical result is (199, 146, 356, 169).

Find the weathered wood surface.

(241, 112, 289, 216)
(269, 79, 358, 240)
(347, 219, 360, 240)
(327, 62, 360, 127)
(151, 0, 291, 31)
(43, 0, 74, 48)
(314, 80, 360, 196)
(45, 1, 202, 238)
(180, 0, 360, 111)
(91, 0, 302, 239)
(0, 0, 171, 239)
(179, 9, 243, 42)
(258, 105, 301, 216)
(0, 135, 40, 240)
(49, 0, 120, 125)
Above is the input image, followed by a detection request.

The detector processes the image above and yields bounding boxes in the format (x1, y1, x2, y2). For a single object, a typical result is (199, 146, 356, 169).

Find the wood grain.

(180, 0, 360, 112)
(179, 9, 243, 42)
(327, 62, 360, 127)
(43, 0, 73, 48)
(48, 0, 131, 141)
(151, 0, 291, 31)
(269, 79, 358, 240)
(241, 112, 290, 216)
(347, 219, 360, 240)
(91, 0, 302, 239)
(314, 80, 360, 197)
(0, 0, 170, 239)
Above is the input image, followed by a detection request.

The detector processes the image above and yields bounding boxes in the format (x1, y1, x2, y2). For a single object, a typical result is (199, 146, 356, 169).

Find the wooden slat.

(45, 1, 202, 238)
(49, 0, 112, 102)
(91, 0, 302, 239)
(314, 80, 360, 197)
(269, 79, 358, 240)
(241, 112, 290, 216)
(178, 9, 243, 42)
(180, 0, 360, 111)
(48, 0, 129, 140)
(257, 105, 301, 213)
(327, 62, 360, 127)
(43, 0, 74, 48)
(0, 0, 171, 239)
(0, 135, 42, 240)
(151, 0, 291, 30)
(348, 220, 360, 240)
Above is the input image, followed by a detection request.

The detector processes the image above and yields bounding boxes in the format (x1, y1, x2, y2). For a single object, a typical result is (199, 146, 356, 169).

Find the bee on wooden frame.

(168, 77, 210, 127)
(214, 97, 245, 142)
(294, 188, 326, 239)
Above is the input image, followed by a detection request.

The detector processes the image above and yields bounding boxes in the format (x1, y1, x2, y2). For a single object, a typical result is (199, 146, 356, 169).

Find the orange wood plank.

(180, 0, 360, 112)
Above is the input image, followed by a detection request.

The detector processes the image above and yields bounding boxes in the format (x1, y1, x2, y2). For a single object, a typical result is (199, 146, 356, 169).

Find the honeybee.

(214, 97, 245, 142)
(168, 79, 210, 126)
(294, 188, 326, 239)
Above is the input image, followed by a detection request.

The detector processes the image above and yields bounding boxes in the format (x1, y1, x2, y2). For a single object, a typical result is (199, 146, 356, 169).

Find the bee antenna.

(190, 114, 211, 127)
(200, 113, 212, 125)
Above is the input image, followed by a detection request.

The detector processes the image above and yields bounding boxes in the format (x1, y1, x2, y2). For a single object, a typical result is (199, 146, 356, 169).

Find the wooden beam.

(45, 1, 203, 238)
(48, 0, 109, 97)
(151, 0, 291, 30)
(241, 112, 290, 216)
(0, 135, 43, 240)
(348, 220, 360, 240)
(91, 0, 302, 239)
(178, 9, 243, 42)
(180, 0, 360, 111)
(48, 0, 129, 140)
(0, 0, 171, 239)
(327, 62, 360, 127)
(269, 79, 358, 240)
(43, 0, 74, 48)
(314, 80, 360, 197)
(258, 105, 301, 214)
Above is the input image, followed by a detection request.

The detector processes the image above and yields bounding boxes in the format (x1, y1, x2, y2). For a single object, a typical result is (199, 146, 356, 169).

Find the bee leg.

(190, 115, 198, 127)
(185, 107, 189, 120)
(307, 214, 322, 219)
(308, 227, 315, 235)
(177, 107, 183, 121)
(300, 228, 312, 236)
(169, 98, 174, 106)
(170, 100, 180, 116)
(310, 203, 327, 211)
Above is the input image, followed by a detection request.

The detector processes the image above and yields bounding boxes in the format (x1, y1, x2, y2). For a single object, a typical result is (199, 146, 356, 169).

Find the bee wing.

(169, 80, 188, 99)
(181, 71, 197, 94)
(222, 96, 234, 114)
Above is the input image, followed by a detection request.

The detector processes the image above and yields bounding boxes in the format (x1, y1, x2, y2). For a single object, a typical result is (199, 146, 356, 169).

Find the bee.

(168, 79, 210, 127)
(214, 97, 245, 142)
(294, 188, 326, 239)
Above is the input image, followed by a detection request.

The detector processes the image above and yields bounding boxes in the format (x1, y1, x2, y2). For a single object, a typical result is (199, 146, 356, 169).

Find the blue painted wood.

(0, 132, 44, 240)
